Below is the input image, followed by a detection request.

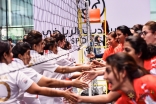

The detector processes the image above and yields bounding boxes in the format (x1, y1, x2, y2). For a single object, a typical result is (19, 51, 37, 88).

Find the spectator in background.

(23, 35, 27, 42)
(101, 20, 110, 46)
(8, 38, 15, 47)
(94, 35, 102, 55)
(86, 20, 110, 59)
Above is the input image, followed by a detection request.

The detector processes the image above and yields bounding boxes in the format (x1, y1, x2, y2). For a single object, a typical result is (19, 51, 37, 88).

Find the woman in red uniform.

(115, 25, 133, 52)
(142, 21, 156, 75)
(72, 36, 156, 104)
(102, 31, 119, 61)
(104, 52, 156, 104)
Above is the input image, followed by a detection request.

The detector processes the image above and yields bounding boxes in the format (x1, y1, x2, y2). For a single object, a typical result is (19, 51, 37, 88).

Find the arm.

(26, 82, 78, 102)
(37, 76, 88, 89)
(92, 60, 106, 67)
(94, 67, 106, 71)
(80, 70, 105, 83)
(54, 65, 92, 74)
(69, 72, 82, 80)
(78, 91, 121, 103)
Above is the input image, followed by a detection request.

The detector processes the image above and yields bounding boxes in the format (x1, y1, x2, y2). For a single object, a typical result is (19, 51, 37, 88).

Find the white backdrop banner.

(33, 0, 150, 63)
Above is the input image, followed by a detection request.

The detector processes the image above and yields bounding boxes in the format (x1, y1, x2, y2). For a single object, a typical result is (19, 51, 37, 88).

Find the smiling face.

(104, 63, 125, 91)
(107, 35, 117, 48)
(116, 30, 127, 44)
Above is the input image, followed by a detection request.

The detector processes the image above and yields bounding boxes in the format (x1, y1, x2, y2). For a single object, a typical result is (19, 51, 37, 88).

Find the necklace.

(127, 90, 136, 100)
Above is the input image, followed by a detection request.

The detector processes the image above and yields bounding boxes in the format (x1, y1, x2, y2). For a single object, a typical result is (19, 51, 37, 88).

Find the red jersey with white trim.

(144, 56, 156, 74)
(102, 44, 121, 61)
(115, 75, 156, 104)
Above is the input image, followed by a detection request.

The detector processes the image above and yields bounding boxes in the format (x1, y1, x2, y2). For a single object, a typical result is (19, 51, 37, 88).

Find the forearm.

(55, 66, 84, 74)
(46, 78, 74, 88)
(37, 87, 66, 97)
(96, 70, 105, 76)
(79, 95, 110, 103)
(80, 91, 121, 103)
(27, 82, 66, 97)
(69, 73, 81, 80)
(94, 67, 106, 71)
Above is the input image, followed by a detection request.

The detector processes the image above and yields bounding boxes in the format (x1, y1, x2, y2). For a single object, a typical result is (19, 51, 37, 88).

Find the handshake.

(63, 65, 106, 104)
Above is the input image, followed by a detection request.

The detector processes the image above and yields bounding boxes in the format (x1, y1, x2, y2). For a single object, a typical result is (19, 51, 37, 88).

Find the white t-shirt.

(9, 58, 43, 100)
(40, 50, 73, 104)
(29, 50, 59, 75)
(57, 47, 76, 65)
(9, 58, 42, 83)
(0, 63, 33, 104)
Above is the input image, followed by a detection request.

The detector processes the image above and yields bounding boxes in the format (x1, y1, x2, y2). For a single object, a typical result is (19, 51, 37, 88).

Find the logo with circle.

(0, 82, 11, 102)
(81, 0, 106, 19)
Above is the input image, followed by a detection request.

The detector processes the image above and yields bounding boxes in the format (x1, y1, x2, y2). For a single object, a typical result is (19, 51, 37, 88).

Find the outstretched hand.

(72, 74, 89, 89)
(91, 60, 106, 67)
(64, 90, 81, 104)
(80, 70, 98, 84)
(63, 88, 78, 103)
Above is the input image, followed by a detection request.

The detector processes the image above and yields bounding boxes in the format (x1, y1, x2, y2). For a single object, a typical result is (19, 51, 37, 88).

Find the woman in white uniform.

(42, 37, 81, 104)
(25, 30, 92, 75)
(0, 41, 82, 104)
(9, 42, 89, 104)
(25, 30, 92, 104)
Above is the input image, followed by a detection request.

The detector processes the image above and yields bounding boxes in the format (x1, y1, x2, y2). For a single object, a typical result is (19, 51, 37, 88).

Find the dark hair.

(0, 41, 11, 62)
(131, 24, 143, 32)
(53, 31, 65, 43)
(44, 37, 56, 50)
(8, 38, 12, 42)
(107, 31, 117, 39)
(51, 30, 62, 37)
(63, 41, 71, 50)
(117, 25, 133, 36)
(12, 42, 31, 58)
(145, 21, 156, 33)
(106, 52, 149, 81)
(101, 20, 110, 34)
(26, 30, 42, 48)
(95, 35, 100, 42)
(125, 36, 156, 60)
(23, 35, 27, 42)
(147, 44, 156, 59)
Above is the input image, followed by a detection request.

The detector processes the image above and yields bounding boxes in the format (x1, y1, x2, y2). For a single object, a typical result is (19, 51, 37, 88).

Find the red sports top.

(115, 75, 156, 104)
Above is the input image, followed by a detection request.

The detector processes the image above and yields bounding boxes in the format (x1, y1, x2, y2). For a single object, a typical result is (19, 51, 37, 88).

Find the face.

(51, 43, 58, 54)
(98, 37, 101, 41)
(116, 30, 127, 44)
(106, 36, 110, 48)
(130, 29, 134, 34)
(68, 44, 71, 49)
(142, 26, 156, 45)
(107, 35, 117, 47)
(34, 40, 44, 53)
(123, 42, 139, 62)
(59, 39, 66, 48)
(104, 64, 123, 91)
(19, 50, 31, 65)
(4, 47, 13, 64)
